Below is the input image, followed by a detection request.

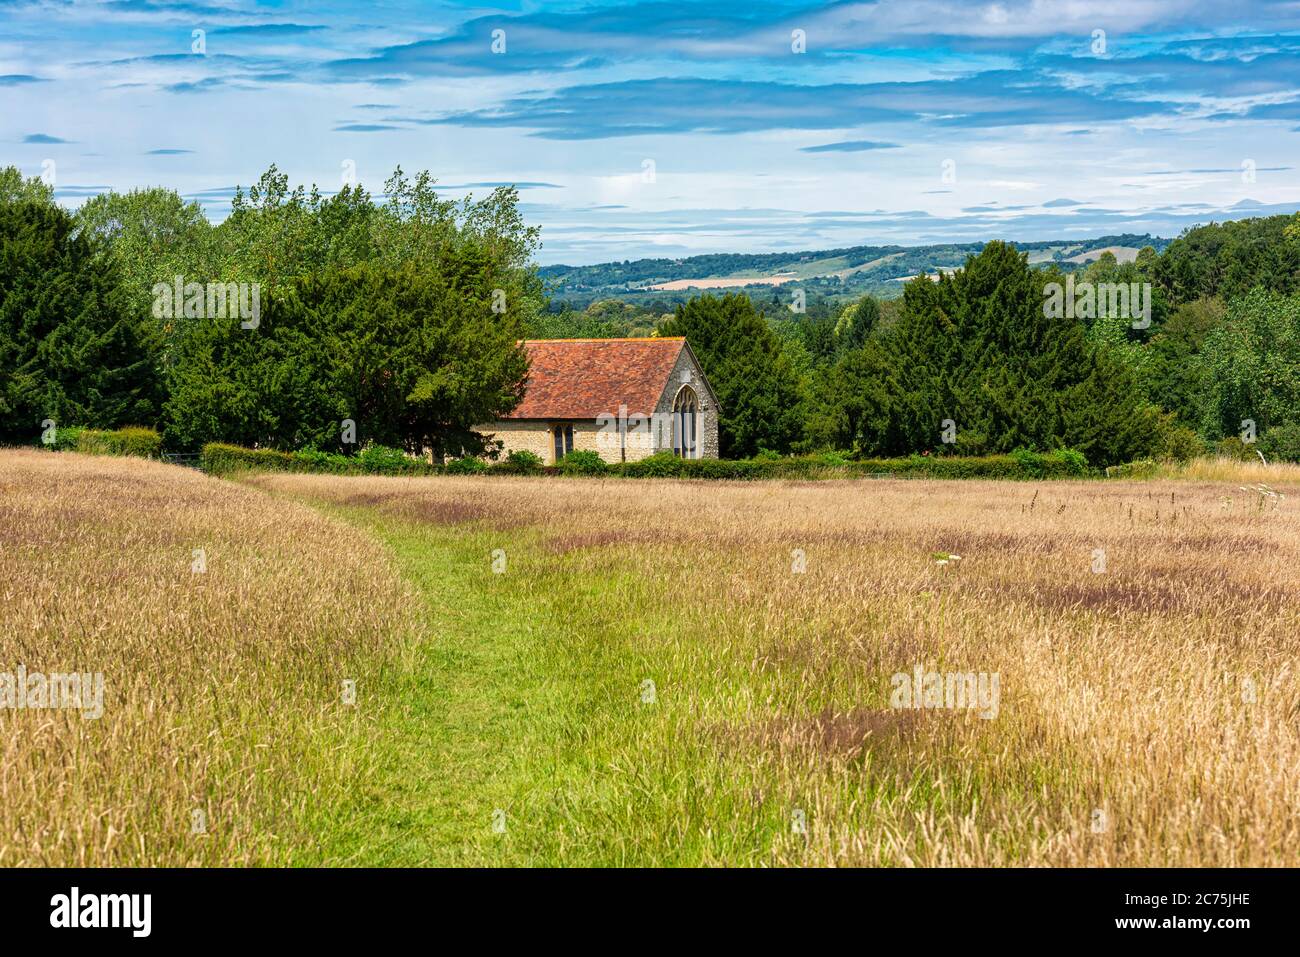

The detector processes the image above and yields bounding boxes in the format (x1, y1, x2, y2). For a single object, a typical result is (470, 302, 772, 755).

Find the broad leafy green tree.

(0, 166, 55, 207)
(163, 261, 528, 456)
(1199, 288, 1300, 440)
(75, 187, 212, 309)
(204, 167, 544, 325)
(1146, 297, 1225, 427)
(1156, 215, 1300, 303)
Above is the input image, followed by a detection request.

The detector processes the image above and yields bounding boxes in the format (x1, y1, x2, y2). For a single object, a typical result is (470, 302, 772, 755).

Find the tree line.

(2, 162, 1297, 467)
(1, 165, 541, 458)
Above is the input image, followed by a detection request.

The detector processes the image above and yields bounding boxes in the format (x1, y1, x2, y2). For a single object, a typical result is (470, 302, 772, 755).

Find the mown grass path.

(296, 509, 553, 864)
(295, 506, 750, 866)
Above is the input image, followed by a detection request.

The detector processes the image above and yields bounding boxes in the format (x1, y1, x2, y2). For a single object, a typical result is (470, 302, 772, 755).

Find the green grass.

(295, 508, 784, 865)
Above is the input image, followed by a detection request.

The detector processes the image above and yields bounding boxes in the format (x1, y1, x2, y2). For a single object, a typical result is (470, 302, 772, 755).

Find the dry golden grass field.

(3, 447, 1298, 866)
(0, 450, 422, 865)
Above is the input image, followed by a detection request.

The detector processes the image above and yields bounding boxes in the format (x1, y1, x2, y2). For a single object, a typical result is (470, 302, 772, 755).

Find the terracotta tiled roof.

(503, 338, 686, 419)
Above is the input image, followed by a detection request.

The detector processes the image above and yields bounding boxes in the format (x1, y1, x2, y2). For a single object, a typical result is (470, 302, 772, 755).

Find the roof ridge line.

(520, 337, 684, 343)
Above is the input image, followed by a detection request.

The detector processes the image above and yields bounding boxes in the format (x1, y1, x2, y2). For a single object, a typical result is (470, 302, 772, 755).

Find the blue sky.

(3, 0, 1299, 263)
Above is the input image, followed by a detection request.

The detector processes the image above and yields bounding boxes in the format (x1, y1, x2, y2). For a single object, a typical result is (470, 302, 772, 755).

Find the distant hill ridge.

(540, 233, 1172, 306)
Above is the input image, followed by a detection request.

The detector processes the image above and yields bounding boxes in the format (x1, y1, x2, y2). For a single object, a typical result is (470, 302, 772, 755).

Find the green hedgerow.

(43, 425, 85, 452)
(358, 444, 413, 473)
(559, 449, 608, 475)
(1215, 436, 1258, 461)
(619, 450, 682, 478)
(1259, 424, 1300, 463)
(201, 443, 297, 473)
(503, 449, 544, 473)
(446, 455, 488, 475)
(77, 426, 162, 458)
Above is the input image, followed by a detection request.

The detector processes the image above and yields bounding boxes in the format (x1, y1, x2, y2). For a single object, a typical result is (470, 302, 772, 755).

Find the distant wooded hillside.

(540, 234, 1173, 307)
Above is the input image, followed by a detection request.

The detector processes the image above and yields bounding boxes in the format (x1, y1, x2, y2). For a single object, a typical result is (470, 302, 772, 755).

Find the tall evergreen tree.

(658, 293, 805, 457)
(0, 201, 159, 443)
(837, 242, 1158, 465)
(834, 294, 880, 352)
